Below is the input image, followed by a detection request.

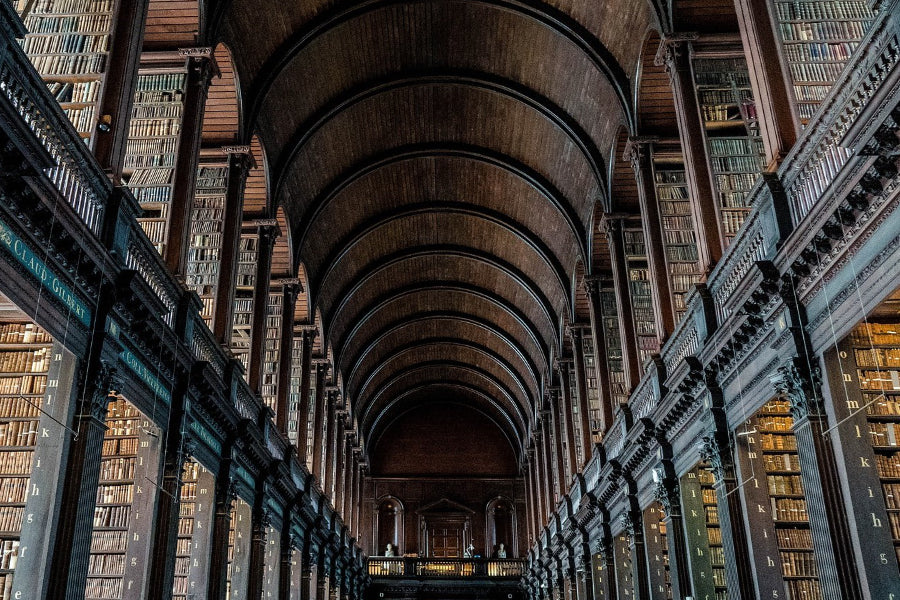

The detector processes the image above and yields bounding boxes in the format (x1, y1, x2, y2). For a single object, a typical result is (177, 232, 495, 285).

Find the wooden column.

(624, 498, 651, 600)
(541, 414, 556, 513)
(206, 451, 235, 600)
(213, 152, 252, 345)
(601, 215, 640, 389)
(164, 51, 214, 275)
(581, 277, 614, 436)
(547, 386, 569, 495)
(567, 326, 593, 468)
(279, 530, 295, 600)
(248, 223, 278, 393)
(732, 0, 799, 166)
(527, 445, 543, 536)
(523, 461, 534, 544)
(296, 328, 317, 458)
(275, 283, 301, 434)
(299, 538, 314, 600)
(92, 0, 151, 178)
(247, 488, 270, 600)
(624, 137, 676, 337)
(310, 362, 329, 485)
(555, 361, 578, 482)
(332, 414, 345, 511)
(657, 35, 724, 271)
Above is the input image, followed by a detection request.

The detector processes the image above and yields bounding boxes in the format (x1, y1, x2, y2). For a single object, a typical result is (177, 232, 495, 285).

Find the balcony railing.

(367, 557, 525, 578)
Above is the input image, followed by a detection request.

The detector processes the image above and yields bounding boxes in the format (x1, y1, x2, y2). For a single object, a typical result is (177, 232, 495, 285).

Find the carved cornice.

(771, 357, 824, 421)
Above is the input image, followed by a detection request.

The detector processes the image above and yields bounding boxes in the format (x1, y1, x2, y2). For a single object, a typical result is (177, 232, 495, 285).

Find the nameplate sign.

(119, 349, 172, 406)
(178, 47, 212, 58)
(190, 418, 223, 455)
(220, 145, 251, 155)
(0, 218, 91, 326)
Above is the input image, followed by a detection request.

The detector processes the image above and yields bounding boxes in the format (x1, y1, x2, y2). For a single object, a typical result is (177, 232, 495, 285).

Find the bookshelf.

(304, 365, 318, 473)
(643, 503, 672, 599)
(623, 226, 658, 369)
(261, 290, 283, 417)
(754, 399, 821, 600)
(680, 464, 726, 600)
(173, 459, 198, 600)
(599, 284, 628, 406)
(580, 329, 603, 443)
(231, 234, 259, 379)
(846, 322, 900, 566)
(693, 56, 766, 244)
(125, 65, 186, 256)
(15, 0, 116, 146)
(263, 526, 280, 595)
(613, 532, 634, 600)
(226, 496, 251, 600)
(185, 161, 229, 324)
(771, 0, 875, 125)
(652, 165, 703, 319)
(0, 321, 53, 598)
(87, 397, 160, 600)
(566, 365, 584, 469)
(287, 333, 303, 448)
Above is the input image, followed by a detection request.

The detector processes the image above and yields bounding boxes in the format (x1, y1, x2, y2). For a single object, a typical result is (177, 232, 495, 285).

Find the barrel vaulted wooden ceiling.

(179, 0, 681, 465)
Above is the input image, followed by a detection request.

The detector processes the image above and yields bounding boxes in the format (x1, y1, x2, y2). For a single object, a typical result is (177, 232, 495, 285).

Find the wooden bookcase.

(693, 56, 766, 244)
(185, 159, 229, 324)
(287, 332, 303, 448)
(566, 365, 585, 467)
(622, 226, 658, 368)
(263, 525, 281, 594)
(680, 464, 727, 600)
(87, 397, 161, 600)
(737, 399, 822, 600)
(771, 0, 875, 125)
(844, 323, 900, 566)
(14, 0, 116, 146)
(261, 289, 283, 417)
(0, 322, 52, 598)
(231, 233, 259, 378)
(304, 364, 318, 473)
(126, 60, 187, 256)
(652, 161, 702, 320)
(580, 329, 603, 444)
(643, 503, 672, 599)
(599, 283, 628, 406)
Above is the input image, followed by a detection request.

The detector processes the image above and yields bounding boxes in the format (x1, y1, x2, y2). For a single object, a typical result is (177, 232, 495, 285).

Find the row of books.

(22, 13, 112, 34)
(25, 0, 115, 13)
(93, 504, 132, 529)
(123, 152, 175, 170)
(764, 453, 802, 473)
(785, 579, 822, 599)
(715, 172, 758, 193)
(0, 375, 46, 396)
(0, 452, 32, 476)
(779, 20, 868, 43)
(771, 497, 810, 522)
(773, 0, 872, 21)
(28, 53, 105, 76)
(694, 71, 751, 89)
(708, 137, 763, 157)
(128, 117, 182, 139)
(759, 416, 794, 432)
(0, 420, 39, 447)
(876, 454, 900, 479)
(849, 323, 900, 345)
(783, 41, 859, 63)
(722, 208, 750, 237)
(0, 324, 51, 345)
(869, 422, 900, 447)
(0, 540, 18, 570)
(135, 73, 185, 93)
(62, 105, 96, 136)
(857, 369, 900, 391)
(789, 62, 847, 84)
(87, 553, 124, 576)
(0, 478, 28, 503)
(0, 507, 23, 534)
(776, 527, 813, 548)
(697, 88, 753, 107)
(20, 32, 108, 55)
(96, 484, 133, 505)
(127, 167, 174, 186)
(665, 245, 699, 263)
(855, 347, 900, 368)
(701, 105, 741, 123)
(767, 474, 804, 495)
(125, 137, 178, 157)
(710, 155, 763, 173)
(0, 349, 52, 374)
(98, 457, 135, 481)
(761, 433, 798, 451)
(84, 577, 122, 599)
(90, 530, 127, 553)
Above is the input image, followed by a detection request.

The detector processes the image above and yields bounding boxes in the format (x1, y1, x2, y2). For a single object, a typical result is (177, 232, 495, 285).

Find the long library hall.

(0, 0, 899, 599)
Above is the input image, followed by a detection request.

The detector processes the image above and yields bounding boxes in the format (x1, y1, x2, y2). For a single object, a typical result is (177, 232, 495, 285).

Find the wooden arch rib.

(334, 283, 552, 371)
(293, 144, 587, 262)
(201, 43, 242, 145)
(342, 314, 542, 401)
(242, 0, 635, 135)
(365, 384, 524, 458)
(271, 72, 608, 201)
(361, 363, 527, 440)
(354, 339, 534, 415)
(294, 262, 311, 324)
(322, 246, 561, 347)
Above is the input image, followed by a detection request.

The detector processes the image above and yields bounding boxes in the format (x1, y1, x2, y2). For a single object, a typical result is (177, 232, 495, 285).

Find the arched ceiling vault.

(220, 0, 654, 464)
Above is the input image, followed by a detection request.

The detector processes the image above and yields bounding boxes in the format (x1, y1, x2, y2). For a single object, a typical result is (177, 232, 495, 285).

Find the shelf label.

(0, 218, 91, 326)
(119, 349, 172, 406)
(190, 418, 222, 455)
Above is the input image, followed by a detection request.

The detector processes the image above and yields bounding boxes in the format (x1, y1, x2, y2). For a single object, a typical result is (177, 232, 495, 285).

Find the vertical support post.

(213, 153, 252, 344)
(582, 277, 614, 436)
(248, 223, 278, 393)
(601, 216, 640, 389)
(567, 326, 593, 468)
(275, 283, 301, 434)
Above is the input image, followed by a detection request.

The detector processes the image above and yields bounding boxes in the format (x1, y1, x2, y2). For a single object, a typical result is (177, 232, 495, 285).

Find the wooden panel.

(637, 33, 679, 137)
(242, 136, 268, 217)
(673, 0, 738, 33)
(144, 0, 199, 49)
(201, 44, 240, 145)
